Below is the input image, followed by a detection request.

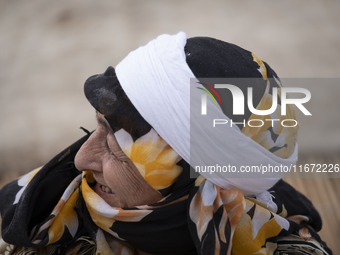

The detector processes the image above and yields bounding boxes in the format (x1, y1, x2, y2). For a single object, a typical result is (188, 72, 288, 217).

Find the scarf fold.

(0, 135, 331, 255)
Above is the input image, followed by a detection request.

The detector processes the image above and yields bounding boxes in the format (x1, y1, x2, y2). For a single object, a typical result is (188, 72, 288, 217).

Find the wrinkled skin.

(74, 113, 162, 208)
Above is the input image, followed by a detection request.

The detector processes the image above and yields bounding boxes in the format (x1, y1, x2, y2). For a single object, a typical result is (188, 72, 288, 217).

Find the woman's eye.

(106, 134, 129, 161)
(107, 133, 119, 154)
(106, 136, 114, 153)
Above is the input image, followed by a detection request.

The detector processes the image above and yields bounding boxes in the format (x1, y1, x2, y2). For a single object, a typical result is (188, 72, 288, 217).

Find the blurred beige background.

(0, 0, 339, 252)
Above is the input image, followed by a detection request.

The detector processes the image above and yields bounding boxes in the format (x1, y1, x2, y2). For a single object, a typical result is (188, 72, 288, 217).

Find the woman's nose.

(74, 132, 103, 173)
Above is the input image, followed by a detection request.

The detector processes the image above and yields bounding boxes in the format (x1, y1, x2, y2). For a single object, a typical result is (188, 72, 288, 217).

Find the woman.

(0, 32, 332, 254)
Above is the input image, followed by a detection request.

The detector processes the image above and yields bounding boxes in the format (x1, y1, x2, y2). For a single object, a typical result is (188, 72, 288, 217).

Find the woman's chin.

(94, 182, 121, 207)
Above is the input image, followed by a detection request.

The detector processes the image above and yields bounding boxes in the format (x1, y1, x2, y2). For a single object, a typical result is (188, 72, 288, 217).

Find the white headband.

(116, 32, 297, 195)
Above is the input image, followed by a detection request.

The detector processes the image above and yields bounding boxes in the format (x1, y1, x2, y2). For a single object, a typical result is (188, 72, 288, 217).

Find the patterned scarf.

(0, 131, 331, 255)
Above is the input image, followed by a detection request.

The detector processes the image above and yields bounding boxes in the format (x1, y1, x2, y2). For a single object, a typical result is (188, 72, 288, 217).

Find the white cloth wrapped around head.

(96, 32, 298, 195)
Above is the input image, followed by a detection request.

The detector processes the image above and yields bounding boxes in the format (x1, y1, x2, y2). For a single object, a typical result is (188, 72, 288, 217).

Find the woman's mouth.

(94, 182, 115, 196)
(100, 184, 114, 194)
(94, 182, 121, 207)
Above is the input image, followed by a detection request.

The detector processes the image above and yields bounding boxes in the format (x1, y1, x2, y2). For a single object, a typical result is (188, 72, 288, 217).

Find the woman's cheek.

(102, 159, 119, 187)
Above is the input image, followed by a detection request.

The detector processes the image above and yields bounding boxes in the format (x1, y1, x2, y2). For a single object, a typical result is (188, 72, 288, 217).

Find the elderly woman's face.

(74, 113, 162, 208)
